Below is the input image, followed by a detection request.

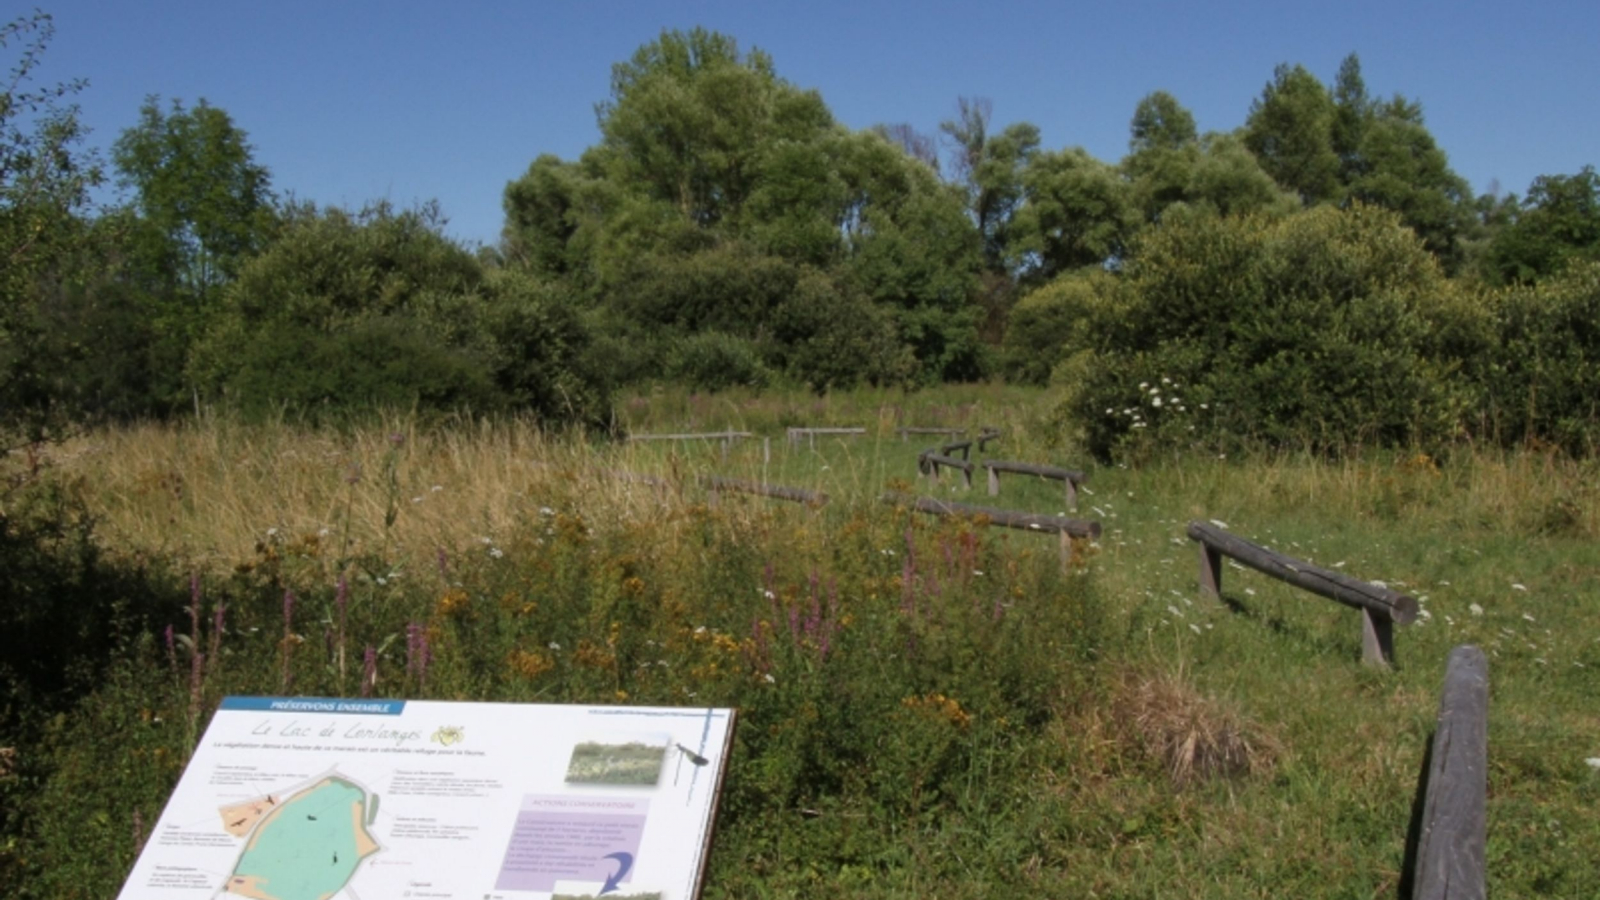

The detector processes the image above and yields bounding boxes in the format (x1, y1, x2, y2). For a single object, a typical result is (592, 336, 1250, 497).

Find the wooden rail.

(699, 475, 828, 507)
(626, 430, 753, 458)
(1186, 521, 1418, 666)
(939, 439, 974, 460)
(982, 460, 1087, 510)
(918, 451, 974, 489)
(786, 426, 866, 448)
(882, 492, 1101, 571)
(977, 428, 1001, 452)
(1412, 645, 1488, 900)
(897, 426, 966, 441)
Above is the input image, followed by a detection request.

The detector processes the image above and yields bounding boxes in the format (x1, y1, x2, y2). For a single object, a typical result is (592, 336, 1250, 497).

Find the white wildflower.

(1512, 583, 1528, 592)
(1523, 613, 1536, 623)
(1209, 518, 1228, 529)
(1469, 603, 1484, 616)
(1189, 624, 1202, 634)
(548, 642, 561, 650)
(489, 547, 504, 559)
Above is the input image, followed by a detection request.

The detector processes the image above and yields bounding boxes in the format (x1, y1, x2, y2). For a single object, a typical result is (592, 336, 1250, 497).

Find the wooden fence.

(701, 475, 828, 508)
(1411, 645, 1488, 900)
(1186, 521, 1418, 666)
(918, 451, 974, 488)
(882, 492, 1100, 571)
(897, 426, 965, 441)
(786, 426, 866, 448)
(626, 430, 753, 457)
(982, 460, 1087, 510)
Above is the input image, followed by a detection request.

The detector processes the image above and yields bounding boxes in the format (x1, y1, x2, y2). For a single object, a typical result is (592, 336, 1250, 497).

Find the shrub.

(1479, 261, 1600, 453)
(1054, 205, 1491, 459)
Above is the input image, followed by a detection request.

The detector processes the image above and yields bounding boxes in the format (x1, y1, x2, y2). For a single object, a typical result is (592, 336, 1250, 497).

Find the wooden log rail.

(977, 428, 1001, 452)
(1185, 520, 1419, 666)
(1412, 645, 1488, 900)
(939, 439, 974, 460)
(918, 451, 974, 489)
(982, 460, 1087, 510)
(897, 426, 966, 441)
(699, 475, 828, 507)
(881, 492, 1101, 571)
(786, 426, 866, 448)
(626, 430, 753, 458)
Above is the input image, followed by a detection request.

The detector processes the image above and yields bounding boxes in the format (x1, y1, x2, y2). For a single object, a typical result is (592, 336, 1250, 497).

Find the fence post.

(987, 465, 1000, 496)
(1413, 645, 1488, 900)
(1361, 608, 1396, 667)
(1197, 541, 1223, 598)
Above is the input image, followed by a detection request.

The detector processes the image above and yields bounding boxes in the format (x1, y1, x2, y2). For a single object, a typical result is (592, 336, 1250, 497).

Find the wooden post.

(1058, 530, 1073, 574)
(1063, 478, 1078, 511)
(1361, 608, 1395, 667)
(763, 437, 770, 465)
(1413, 646, 1488, 900)
(987, 467, 1000, 496)
(1197, 541, 1223, 598)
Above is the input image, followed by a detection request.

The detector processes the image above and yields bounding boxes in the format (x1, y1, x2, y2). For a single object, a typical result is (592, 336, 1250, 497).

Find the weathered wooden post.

(1197, 539, 1223, 598)
(1412, 645, 1487, 900)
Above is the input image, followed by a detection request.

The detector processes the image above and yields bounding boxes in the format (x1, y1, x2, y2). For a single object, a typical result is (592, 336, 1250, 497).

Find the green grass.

(3, 386, 1596, 898)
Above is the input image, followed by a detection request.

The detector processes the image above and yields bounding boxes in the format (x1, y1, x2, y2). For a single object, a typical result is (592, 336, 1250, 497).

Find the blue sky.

(28, 0, 1600, 248)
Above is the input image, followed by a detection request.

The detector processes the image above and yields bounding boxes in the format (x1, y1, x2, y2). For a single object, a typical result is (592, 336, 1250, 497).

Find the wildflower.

(1189, 624, 1201, 634)
(1151, 397, 1163, 408)
(1512, 583, 1528, 592)
(548, 641, 562, 651)
(489, 547, 504, 559)
(1522, 613, 1536, 622)
(431, 485, 443, 492)
(1469, 603, 1483, 616)
(1586, 758, 1600, 770)
(1209, 518, 1228, 529)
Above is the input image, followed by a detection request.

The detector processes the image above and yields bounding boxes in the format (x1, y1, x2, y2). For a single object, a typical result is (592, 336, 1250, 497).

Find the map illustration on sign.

(218, 771, 381, 900)
(115, 697, 734, 900)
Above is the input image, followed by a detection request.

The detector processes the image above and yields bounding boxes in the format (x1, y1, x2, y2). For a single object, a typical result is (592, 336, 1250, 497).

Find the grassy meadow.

(2, 385, 1597, 898)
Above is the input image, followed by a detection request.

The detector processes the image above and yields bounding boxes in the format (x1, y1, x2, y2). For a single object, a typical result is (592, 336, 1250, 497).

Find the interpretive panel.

(116, 697, 735, 900)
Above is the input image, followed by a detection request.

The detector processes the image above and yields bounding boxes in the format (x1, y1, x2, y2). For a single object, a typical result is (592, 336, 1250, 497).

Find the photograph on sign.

(115, 698, 734, 900)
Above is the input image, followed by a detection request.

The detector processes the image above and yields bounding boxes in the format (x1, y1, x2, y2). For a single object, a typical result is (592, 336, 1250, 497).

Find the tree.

(939, 97, 1040, 269)
(1485, 166, 1600, 284)
(1243, 64, 1340, 205)
(112, 96, 275, 298)
(0, 11, 103, 436)
(1129, 91, 1197, 155)
(1010, 147, 1138, 280)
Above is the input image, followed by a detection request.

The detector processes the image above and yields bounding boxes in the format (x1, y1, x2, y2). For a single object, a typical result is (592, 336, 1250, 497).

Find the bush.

(1479, 261, 1600, 453)
(1054, 205, 1491, 459)
(663, 331, 774, 392)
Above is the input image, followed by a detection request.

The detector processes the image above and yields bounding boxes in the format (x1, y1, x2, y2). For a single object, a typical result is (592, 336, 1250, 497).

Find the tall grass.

(5, 387, 1596, 898)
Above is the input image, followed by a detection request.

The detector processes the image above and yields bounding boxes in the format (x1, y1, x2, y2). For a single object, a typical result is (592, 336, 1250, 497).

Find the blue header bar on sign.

(220, 696, 406, 715)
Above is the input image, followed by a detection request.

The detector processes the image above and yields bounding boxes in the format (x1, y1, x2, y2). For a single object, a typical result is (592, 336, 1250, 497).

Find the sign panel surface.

(117, 697, 735, 900)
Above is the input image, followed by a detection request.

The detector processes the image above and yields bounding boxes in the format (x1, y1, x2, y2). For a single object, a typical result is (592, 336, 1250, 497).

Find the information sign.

(116, 697, 735, 900)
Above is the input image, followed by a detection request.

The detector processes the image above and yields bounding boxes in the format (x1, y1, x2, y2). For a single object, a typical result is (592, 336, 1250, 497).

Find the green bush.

(1479, 261, 1600, 453)
(663, 331, 774, 392)
(1054, 205, 1491, 459)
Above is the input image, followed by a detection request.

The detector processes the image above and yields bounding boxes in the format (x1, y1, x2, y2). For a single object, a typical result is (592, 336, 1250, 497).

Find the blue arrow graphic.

(599, 851, 634, 895)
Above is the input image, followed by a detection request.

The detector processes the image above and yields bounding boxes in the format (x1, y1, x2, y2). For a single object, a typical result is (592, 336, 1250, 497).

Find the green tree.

(0, 11, 103, 437)
(1243, 64, 1340, 205)
(1010, 147, 1138, 279)
(1485, 166, 1600, 284)
(113, 96, 275, 297)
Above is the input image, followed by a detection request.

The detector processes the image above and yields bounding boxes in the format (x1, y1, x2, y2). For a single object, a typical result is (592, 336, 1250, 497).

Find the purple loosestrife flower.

(361, 645, 377, 697)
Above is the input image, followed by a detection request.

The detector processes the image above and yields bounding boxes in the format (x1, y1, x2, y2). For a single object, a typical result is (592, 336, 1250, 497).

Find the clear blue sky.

(29, 0, 1600, 248)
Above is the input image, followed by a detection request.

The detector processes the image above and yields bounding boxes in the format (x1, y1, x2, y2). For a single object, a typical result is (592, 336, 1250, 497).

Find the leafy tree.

(1129, 91, 1197, 155)
(0, 11, 103, 437)
(1010, 147, 1138, 279)
(1484, 166, 1600, 284)
(502, 153, 592, 278)
(1342, 110, 1472, 267)
(1243, 64, 1340, 205)
(112, 96, 275, 297)
(596, 28, 833, 232)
